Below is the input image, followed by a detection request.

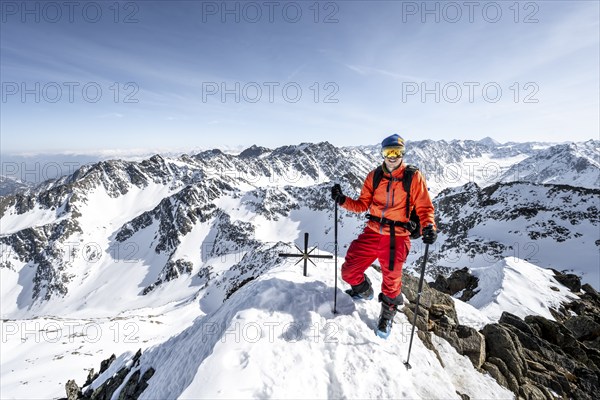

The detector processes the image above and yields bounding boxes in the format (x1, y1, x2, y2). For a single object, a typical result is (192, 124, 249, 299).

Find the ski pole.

(404, 240, 430, 369)
(333, 198, 339, 314)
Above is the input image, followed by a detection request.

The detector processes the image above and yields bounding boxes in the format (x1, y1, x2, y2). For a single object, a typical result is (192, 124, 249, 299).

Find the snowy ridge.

(467, 258, 578, 322)
(87, 262, 512, 400)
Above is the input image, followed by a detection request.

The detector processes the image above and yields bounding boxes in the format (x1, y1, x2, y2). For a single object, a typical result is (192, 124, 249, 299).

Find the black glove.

(422, 224, 437, 245)
(331, 184, 346, 205)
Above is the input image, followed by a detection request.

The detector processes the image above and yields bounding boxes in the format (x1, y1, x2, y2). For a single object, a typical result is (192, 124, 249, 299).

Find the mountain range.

(0, 138, 598, 398)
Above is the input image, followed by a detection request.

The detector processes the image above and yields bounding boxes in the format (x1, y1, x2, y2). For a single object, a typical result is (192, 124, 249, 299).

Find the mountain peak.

(239, 145, 271, 159)
(478, 136, 501, 146)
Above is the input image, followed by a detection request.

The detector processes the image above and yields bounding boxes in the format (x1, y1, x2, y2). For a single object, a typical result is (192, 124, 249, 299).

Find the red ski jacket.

(340, 162, 436, 236)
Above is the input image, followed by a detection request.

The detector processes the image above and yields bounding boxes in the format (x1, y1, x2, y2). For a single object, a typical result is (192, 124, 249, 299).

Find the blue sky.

(1, 0, 598, 153)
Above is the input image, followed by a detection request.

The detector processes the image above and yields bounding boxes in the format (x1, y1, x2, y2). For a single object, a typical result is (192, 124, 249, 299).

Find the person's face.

(381, 147, 404, 171)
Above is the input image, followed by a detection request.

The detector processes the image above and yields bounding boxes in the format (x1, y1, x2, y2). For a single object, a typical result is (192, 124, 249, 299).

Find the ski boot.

(345, 275, 374, 300)
(375, 293, 403, 339)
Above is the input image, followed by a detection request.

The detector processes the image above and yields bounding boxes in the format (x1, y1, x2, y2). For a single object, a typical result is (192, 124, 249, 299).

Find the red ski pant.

(341, 226, 410, 299)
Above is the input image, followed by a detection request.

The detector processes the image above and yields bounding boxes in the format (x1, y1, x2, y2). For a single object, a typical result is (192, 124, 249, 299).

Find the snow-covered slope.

(499, 140, 600, 189)
(427, 181, 599, 288)
(467, 258, 578, 322)
(82, 261, 513, 400)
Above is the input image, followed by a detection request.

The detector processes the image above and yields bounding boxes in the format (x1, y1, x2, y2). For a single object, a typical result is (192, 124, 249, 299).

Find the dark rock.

(548, 306, 569, 323)
(83, 369, 96, 388)
(487, 356, 520, 393)
(135, 368, 156, 397)
(225, 276, 255, 301)
(430, 304, 458, 327)
(77, 350, 146, 399)
(525, 370, 561, 396)
(552, 270, 582, 292)
(239, 145, 271, 158)
(99, 354, 116, 375)
(434, 324, 486, 368)
(518, 382, 550, 400)
(118, 369, 141, 399)
(526, 359, 547, 373)
(116, 367, 155, 400)
(583, 336, 600, 351)
(402, 304, 429, 332)
(430, 267, 480, 301)
(402, 273, 458, 324)
(573, 367, 600, 399)
(87, 364, 131, 399)
(404, 272, 486, 368)
(456, 392, 470, 400)
(565, 315, 600, 341)
(456, 325, 486, 368)
(500, 312, 537, 337)
(482, 361, 508, 389)
(482, 324, 528, 385)
(430, 274, 451, 294)
(479, 292, 600, 399)
(582, 283, 599, 297)
(416, 330, 444, 367)
(529, 381, 555, 400)
(525, 316, 576, 348)
(65, 380, 80, 400)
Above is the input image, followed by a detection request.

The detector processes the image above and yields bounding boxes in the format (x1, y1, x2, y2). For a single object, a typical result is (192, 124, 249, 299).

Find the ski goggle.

(381, 146, 405, 159)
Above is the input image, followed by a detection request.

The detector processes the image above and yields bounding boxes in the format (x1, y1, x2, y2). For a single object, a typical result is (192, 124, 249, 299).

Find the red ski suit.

(340, 162, 436, 298)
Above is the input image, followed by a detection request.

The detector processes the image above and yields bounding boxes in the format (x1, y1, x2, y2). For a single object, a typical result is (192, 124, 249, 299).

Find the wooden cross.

(279, 232, 333, 276)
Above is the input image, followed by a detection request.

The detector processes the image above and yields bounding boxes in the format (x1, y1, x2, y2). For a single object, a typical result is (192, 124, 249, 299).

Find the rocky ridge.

(401, 269, 600, 400)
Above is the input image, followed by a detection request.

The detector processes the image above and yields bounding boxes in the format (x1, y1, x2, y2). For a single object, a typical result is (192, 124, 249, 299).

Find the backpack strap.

(372, 165, 384, 193)
(403, 165, 418, 218)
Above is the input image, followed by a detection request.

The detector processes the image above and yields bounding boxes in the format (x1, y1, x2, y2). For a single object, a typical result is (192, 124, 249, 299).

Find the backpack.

(371, 164, 422, 239)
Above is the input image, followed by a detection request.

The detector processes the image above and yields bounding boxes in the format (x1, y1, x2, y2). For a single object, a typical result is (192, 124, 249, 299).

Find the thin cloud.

(97, 113, 124, 119)
(345, 64, 434, 82)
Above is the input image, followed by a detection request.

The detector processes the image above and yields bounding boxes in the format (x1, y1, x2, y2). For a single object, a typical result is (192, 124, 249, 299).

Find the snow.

(252, 215, 301, 244)
(0, 244, 574, 399)
(452, 297, 494, 331)
(467, 257, 578, 322)
(0, 205, 69, 236)
(0, 301, 199, 399)
(468, 214, 598, 286)
(170, 219, 211, 271)
(85, 264, 514, 400)
(430, 180, 600, 289)
(1, 255, 524, 399)
(75, 183, 176, 233)
(425, 153, 530, 196)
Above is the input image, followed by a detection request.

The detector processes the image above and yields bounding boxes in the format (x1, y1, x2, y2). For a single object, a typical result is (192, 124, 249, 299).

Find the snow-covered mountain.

(0, 175, 32, 197)
(1, 139, 598, 399)
(1, 139, 598, 314)
(426, 181, 599, 287)
(499, 140, 599, 189)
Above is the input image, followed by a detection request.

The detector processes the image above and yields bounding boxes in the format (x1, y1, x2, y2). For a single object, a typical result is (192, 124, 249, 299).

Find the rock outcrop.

(402, 273, 486, 369)
(403, 268, 600, 400)
(60, 350, 154, 400)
